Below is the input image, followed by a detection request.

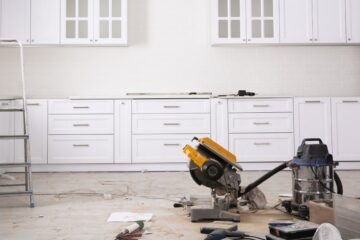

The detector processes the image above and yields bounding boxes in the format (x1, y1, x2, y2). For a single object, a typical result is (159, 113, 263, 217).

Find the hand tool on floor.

(179, 137, 343, 222)
(114, 221, 144, 240)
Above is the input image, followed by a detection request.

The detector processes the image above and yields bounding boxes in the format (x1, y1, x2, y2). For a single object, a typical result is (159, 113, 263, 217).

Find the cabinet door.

(332, 98, 360, 161)
(14, 100, 48, 164)
(114, 100, 131, 163)
(294, 98, 332, 152)
(246, 0, 279, 43)
(279, 0, 313, 43)
(0, 0, 30, 44)
(31, 0, 60, 44)
(61, 0, 94, 44)
(0, 101, 14, 164)
(346, 0, 360, 44)
(211, 0, 247, 44)
(94, 0, 127, 44)
(211, 99, 229, 149)
(312, 0, 346, 43)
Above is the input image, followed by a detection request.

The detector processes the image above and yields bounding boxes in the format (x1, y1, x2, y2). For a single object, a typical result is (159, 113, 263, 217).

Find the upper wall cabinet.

(61, 0, 127, 45)
(346, 0, 360, 44)
(0, 0, 60, 44)
(313, 0, 346, 44)
(279, 0, 313, 43)
(0, 0, 30, 44)
(246, 0, 279, 43)
(280, 0, 346, 44)
(211, 0, 279, 44)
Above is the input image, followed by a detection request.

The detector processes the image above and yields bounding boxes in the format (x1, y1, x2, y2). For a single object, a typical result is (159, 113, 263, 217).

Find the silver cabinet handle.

(305, 101, 321, 104)
(348, 38, 352, 41)
(163, 143, 180, 146)
(27, 103, 40, 106)
(253, 122, 270, 125)
(163, 123, 180, 126)
(163, 106, 180, 108)
(73, 106, 90, 109)
(1, 102, 9, 106)
(253, 104, 269, 108)
(73, 144, 89, 147)
(73, 124, 90, 127)
(342, 100, 359, 103)
(254, 142, 271, 146)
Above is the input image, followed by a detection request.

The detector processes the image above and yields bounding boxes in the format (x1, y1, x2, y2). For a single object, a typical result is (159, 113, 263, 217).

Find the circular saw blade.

(189, 161, 223, 189)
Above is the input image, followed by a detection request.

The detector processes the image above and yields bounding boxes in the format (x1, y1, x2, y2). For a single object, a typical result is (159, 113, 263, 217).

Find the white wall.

(0, 0, 360, 98)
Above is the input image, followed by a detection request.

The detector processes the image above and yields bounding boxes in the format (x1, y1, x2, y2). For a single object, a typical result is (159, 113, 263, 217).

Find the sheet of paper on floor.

(107, 212, 153, 222)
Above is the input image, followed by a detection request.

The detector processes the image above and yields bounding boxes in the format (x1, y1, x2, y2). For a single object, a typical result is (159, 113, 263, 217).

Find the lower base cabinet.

(229, 133, 294, 163)
(48, 135, 114, 164)
(132, 134, 207, 163)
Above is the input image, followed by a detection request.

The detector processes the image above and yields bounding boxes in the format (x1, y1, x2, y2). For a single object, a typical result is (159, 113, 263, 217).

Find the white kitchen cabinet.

(312, 0, 346, 44)
(132, 99, 210, 114)
(0, 0, 31, 44)
(61, 0, 127, 44)
(14, 100, 48, 164)
(211, 0, 247, 44)
(332, 97, 360, 161)
(229, 133, 294, 162)
(211, 98, 229, 149)
(93, 0, 127, 44)
(294, 98, 332, 152)
(31, 0, 60, 44)
(346, 0, 360, 44)
(61, 0, 94, 44)
(279, 0, 312, 43)
(114, 100, 131, 163)
(48, 135, 113, 164)
(246, 0, 279, 43)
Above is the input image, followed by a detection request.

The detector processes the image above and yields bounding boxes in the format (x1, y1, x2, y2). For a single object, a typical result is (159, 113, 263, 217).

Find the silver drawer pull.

(1, 102, 9, 106)
(305, 101, 321, 104)
(163, 123, 180, 126)
(163, 106, 180, 108)
(342, 100, 359, 103)
(164, 143, 180, 146)
(253, 122, 270, 125)
(73, 106, 90, 109)
(27, 103, 40, 106)
(73, 124, 90, 127)
(254, 142, 271, 146)
(73, 144, 89, 147)
(253, 104, 269, 108)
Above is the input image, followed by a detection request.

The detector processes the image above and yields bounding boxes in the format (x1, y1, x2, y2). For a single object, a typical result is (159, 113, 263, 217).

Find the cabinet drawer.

(228, 98, 293, 113)
(48, 115, 114, 135)
(132, 134, 207, 163)
(48, 135, 113, 164)
(229, 113, 293, 133)
(48, 100, 113, 114)
(132, 114, 210, 134)
(229, 133, 294, 162)
(132, 99, 210, 114)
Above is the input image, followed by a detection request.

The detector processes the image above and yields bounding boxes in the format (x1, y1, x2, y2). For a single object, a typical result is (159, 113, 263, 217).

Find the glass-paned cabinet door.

(94, 0, 127, 44)
(246, 0, 279, 43)
(211, 0, 247, 44)
(60, 0, 94, 44)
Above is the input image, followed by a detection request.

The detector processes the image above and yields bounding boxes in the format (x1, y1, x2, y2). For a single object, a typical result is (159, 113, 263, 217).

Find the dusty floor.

(0, 171, 359, 240)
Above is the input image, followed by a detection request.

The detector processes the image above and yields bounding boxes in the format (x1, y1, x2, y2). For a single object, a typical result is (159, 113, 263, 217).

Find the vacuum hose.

(239, 161, 343, 196)
(240, 161, 289, 196)
(334, 171, 343, 195)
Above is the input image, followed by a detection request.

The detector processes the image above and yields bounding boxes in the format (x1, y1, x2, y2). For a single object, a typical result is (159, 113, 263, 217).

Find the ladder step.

(0, 184, 26, 187)
(0, 135, 29, 139)
(0, 108, 24, 112)
(0, 163, 31, 168)
(0, 191, 33, 196)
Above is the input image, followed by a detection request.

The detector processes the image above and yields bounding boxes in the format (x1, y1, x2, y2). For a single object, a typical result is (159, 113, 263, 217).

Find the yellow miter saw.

(179, 137, 270, 222)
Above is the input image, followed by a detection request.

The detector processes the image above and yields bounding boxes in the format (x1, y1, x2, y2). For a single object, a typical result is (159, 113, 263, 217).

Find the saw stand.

(0, 39, 34, 208)
(186, 190, 241, 222)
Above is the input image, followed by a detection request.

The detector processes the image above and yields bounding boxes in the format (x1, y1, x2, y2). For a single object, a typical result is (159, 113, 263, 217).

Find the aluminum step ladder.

(0, 39, 34, 208)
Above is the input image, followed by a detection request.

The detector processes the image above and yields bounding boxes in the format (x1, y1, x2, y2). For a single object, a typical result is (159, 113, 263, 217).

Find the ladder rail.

(0, 39, 34, 208)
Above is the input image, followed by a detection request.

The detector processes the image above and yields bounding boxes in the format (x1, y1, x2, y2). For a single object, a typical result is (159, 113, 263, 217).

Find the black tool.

(237, 90, 255, 96)
(204, 229, 245, 240)
(200, 225, 238, 234)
